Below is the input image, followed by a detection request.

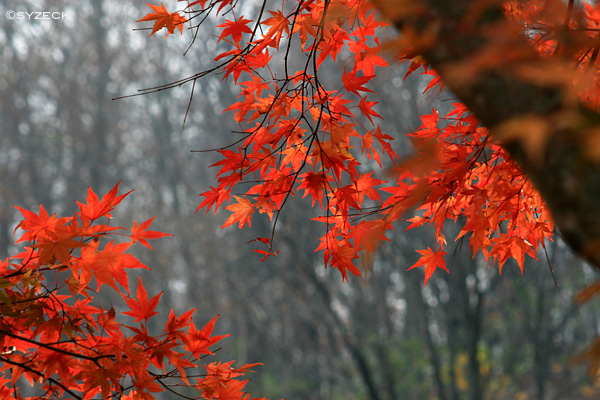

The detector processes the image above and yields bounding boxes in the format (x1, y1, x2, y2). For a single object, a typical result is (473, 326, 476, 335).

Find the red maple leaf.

(197, 186, 231, 215)
(407, 247, 448, 285)
(183, 316, 229, 358)
(165, 308, 197, 339)
(358, 96, 382, 124)
(349, 220, 389, 252)
(14, 204, 71, 243)
(76, 181, 132, 222)
(222, 196, 255, 228)
(131, 217, 173, 250)
(342, 68, 375, 95)
(123, 276, 162, 322)
(217, 17, 253, 45)
(262, 10, 290, 49)
(298, 171, 329, 208)
(137, 3, 187, 37)
(353, 46, 388, 76)
(33, 233, 87, 266)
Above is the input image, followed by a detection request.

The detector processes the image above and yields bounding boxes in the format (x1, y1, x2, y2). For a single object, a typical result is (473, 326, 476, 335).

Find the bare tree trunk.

(462, 282, 483, 400)
(408, 272, 447, 400)
(534, 286, 549, 400)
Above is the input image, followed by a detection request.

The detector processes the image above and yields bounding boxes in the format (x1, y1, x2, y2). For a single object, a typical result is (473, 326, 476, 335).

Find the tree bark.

(382, 0, 600, 268)
(408, 272, 448, 400)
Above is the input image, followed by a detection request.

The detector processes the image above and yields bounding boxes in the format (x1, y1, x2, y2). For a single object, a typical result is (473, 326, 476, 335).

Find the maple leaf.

(217, 17, 253, 45)
(320, 239, 361, 281)
(334, 245, 361, 281)
(354, 172, 385, 204)
(197, 186, 231, 215)
(262, 10, 290, 49)
(342, 68, 375, 96)
(183, 316, 229, 358)
(332, 185, 361, 214)
(316, 27, 349, 67)
(280, 144, 309, 171)
(183, 0, 208, 9)
(79, 356, 122, 398)
(14, 204, 71, 243)
(358, 96, 382, 124)
(165, 308, 197, 339)
(407, 247, 448, 285)
(36, 349, 76, 389)
(123, 277, 162, 322)
(222, 196, 255, 228)
(298, 171, 329, 208)
(73, 240, 144, 294)
(90, 243, 126, 292)
(353, 46, 388, 76)
(492, 236, 536, 274)
(253, 248, 280, 261)
(198, 361, 262, 399)
(349, 220, 390, 252)
(214, 0, 234, 13)
(137, 3, 187, 37)
(33, 234, 88, 266)
(291, 12, 318, 48)
(76, 181, 133, 222)
(131, 217, 173, 250)
(422, 70, 443, 93)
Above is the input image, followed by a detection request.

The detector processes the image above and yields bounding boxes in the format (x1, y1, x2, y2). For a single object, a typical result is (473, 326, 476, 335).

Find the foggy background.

(1, 1, 599, 399)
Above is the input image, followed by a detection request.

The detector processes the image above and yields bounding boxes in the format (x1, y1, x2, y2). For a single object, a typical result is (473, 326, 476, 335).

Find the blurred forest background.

(2, 1, 600, 399)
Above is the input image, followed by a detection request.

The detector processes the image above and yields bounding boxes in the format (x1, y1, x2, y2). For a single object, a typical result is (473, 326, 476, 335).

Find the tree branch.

(0, 355, 83, 400)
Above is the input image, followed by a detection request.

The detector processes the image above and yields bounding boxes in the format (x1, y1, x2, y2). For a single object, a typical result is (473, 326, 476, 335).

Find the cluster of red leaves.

(401, 104, 553, 283)
(137, 1, 598, 284)
(0, 182, 267, 400)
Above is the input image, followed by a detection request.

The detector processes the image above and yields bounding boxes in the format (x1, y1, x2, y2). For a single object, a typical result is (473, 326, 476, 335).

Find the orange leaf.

(137, 3, 187, 37)
(349, 220, 389, 252)
(342, 68, 375, 96)
(262, 10, 289, 49)
(33, 234, 87, 266)
(298, 172, 329, 208)
(76, 181, 133, 222)
(222, 196, 255, 228)
(197, 186, 231, 215)
(131, 217, 173, 250)
(407, 247, 448, 285)
(123, 276, 162, 322)
(183, 316, 229, 358)
(358, 96, 382, 124)
(217, 17, 253, 45)
(14, 204, 71, 243)
(165, 308, 197, 338)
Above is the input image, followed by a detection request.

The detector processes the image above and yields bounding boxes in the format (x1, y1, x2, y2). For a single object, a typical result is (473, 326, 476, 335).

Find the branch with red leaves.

(136, 0, 600, 287)
(0, 182, 268, 400)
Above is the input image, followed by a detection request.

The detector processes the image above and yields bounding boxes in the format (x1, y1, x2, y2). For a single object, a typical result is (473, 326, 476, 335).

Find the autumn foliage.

(6, 0, 600, 397)
(0, 182, 266, 400)
(134, 0, 590, 285)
